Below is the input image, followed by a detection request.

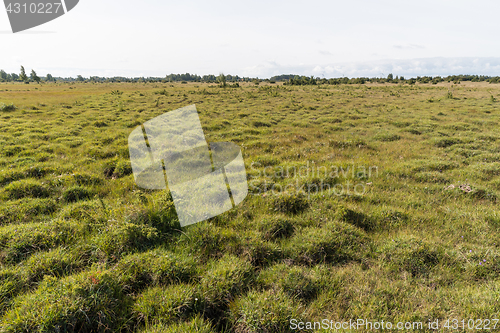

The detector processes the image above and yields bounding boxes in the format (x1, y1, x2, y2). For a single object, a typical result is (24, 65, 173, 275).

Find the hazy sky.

(1, 0, 500, 78)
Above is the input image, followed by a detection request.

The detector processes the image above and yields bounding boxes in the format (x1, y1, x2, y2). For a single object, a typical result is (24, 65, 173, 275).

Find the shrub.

(272, 192, 309, 215)
(0, 103, 16, 112)
(61, 186, 93, 202)
(3, 180, 50, 199)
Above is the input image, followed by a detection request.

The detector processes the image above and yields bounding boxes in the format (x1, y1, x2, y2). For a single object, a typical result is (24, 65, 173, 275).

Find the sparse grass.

(1, 81, 500, 331)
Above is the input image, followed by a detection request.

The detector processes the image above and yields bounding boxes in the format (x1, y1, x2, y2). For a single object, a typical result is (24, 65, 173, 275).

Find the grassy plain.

(0, 81, 500, 332)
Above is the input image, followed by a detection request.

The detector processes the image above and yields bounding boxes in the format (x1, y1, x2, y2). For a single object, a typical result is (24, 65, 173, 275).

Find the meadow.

(0, 80, 499, 332)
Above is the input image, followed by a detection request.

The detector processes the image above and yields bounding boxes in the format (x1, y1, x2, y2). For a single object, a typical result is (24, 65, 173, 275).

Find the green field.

(0, 81, 500, 332)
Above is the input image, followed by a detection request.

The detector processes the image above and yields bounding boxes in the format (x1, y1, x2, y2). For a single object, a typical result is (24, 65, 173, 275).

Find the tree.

(0, 70, 7, 82)
(217, 73, 227, 88)
(30, 69, 41, 84)
(46, 73, 54, 82)
(387, 73, 393, 81)
(19, 66, 28, 83)
(76, 75, 84, 82)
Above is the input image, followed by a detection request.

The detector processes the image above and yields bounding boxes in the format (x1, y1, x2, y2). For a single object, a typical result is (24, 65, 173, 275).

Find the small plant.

(0, 103, 16, 111)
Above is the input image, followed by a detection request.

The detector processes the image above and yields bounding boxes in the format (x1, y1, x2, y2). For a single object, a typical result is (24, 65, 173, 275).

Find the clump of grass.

(134, 284, 199, 325)
(114, 249, 197, 292)
(3, 180, 50, 200)
(379, 236, 443, 277)
(334, 205, 373, 231)
(180, 223, 240, 259)
(259, 217, 295, 240)
(252, 120, 271, 128)
(0, 270, 132, 332)
(257, 264, 321, 301)
(272, 192, 309, 215)
(138, 315, 215, 333)
(61, 186, 93, 203)
(90, 221, 159, 258)
(229, 289, 306, 333)
(286, 221, 369, 265)
(374, 132, 401, 142)
(434, 137, 462, 148)
(199, 254, 254, 309)
(0, 219, 83, 263)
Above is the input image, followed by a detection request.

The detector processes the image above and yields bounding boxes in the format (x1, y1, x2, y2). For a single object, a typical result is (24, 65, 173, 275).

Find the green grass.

(1, 80, 500, 331)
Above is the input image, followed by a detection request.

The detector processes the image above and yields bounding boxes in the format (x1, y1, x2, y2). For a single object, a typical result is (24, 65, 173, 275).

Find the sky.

(1, 0, 500, 78)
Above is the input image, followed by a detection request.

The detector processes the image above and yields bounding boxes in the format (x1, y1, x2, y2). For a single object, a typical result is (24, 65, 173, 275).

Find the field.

(0, 80, 500, 332)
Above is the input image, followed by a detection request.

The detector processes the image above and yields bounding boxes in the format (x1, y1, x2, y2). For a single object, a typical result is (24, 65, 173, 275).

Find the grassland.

(0, 80, 500, 332)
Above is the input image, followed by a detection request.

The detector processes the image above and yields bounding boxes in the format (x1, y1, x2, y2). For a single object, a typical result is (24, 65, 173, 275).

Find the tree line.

(1, 67, 500, 85)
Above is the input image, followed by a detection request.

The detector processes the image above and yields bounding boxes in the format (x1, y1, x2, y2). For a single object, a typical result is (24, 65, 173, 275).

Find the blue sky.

(1, 0, 500, 78)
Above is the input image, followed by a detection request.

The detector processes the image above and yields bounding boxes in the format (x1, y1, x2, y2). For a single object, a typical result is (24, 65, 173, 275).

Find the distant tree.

(0, 70, 7, 82)
(46, 73, 54, 82)
(30, 69, 41, 84)
(19, 66, 28, 83)
(387, 73, 393, 81)
(10, 73, 19, 81)
(217, 73, 227, 88)
(76, 75, 85, 82)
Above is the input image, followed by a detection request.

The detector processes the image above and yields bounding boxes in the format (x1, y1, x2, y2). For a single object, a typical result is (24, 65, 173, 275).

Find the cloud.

(242, 57, 500, 79)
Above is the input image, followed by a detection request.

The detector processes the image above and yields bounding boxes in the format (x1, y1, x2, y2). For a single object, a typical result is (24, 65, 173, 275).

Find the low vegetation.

(0, 80, 499, 331)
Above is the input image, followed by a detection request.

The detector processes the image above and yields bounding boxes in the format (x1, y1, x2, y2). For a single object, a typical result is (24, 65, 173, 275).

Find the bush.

(0, 103, 16, 112)
(272, 192, 309, 215)
(61, 186, 93, 202)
